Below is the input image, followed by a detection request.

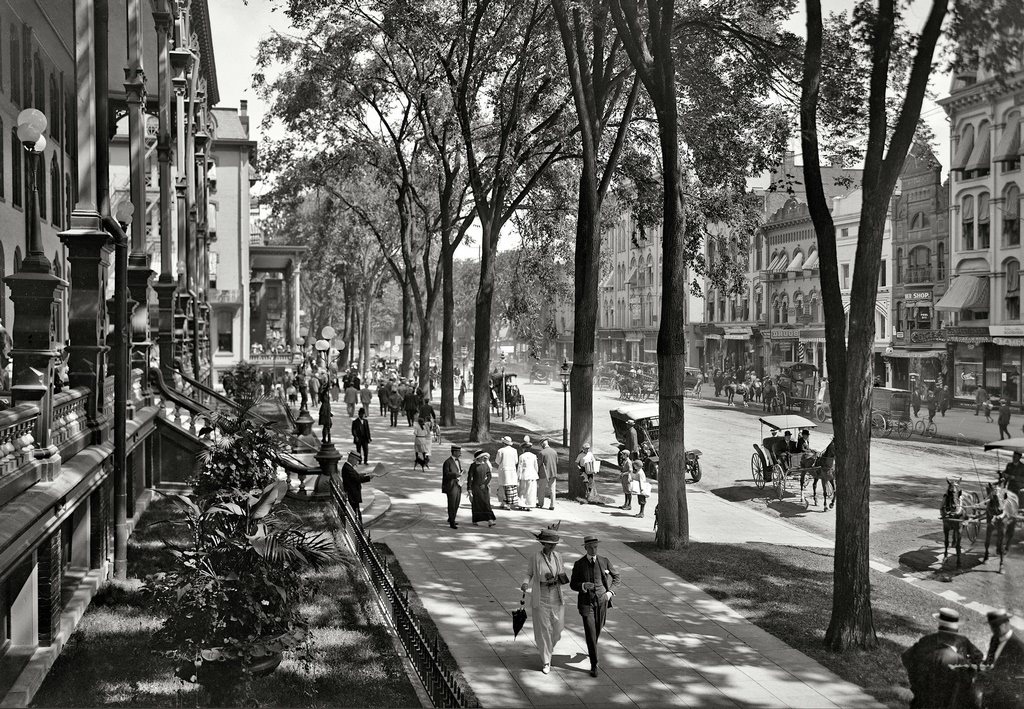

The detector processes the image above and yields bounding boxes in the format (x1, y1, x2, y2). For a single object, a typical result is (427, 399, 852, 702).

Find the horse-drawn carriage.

(939, 439, 1023, 572)
(489, 372, 526, 419)
(609, 404, 702, 483)
(596, 362, 625, 390)
(617, 363, 658, 401)
(529, 358, 557, 384)
(868, 387, 935, 439)
(771, 362, 819, 414)
(750, 415, 835, 507)
(683, 367, 703, 399)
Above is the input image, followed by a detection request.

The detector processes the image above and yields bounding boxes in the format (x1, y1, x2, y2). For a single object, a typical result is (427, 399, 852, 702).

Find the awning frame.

(994, 115, 1021, 163)
(934, 274, 990, 312)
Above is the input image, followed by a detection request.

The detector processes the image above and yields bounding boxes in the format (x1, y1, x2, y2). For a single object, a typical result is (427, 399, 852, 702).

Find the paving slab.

(340, 418, 883, 708)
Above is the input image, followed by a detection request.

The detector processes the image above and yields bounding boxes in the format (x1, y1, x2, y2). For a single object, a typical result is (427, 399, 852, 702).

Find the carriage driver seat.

(762, 435, 791, 472)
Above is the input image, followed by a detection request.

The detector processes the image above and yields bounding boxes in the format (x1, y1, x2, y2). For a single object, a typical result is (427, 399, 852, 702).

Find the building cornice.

(937, 71, 1024, 115)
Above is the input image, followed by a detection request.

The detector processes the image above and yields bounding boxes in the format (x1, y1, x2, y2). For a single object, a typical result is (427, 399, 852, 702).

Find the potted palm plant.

(192, 400, 282, 498)
(148, 481, 338, 706)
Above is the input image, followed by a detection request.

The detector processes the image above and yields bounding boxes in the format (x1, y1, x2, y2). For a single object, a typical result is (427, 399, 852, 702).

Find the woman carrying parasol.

(519, 524, 569, 674)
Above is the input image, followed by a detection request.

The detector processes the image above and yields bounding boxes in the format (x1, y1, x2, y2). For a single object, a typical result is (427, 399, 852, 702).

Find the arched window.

(48, 74, 59, 143)
(1007, 259, 1021, 320)
(878, 311, 887, 338)
(755, 234, 763, 270)
(910, 212, 927, 230)
(896, 248, 903, 282)
(13, 246, 21, 273)
(937, 242, 946, 280)
(962, 195, 975, 250)
(908, 246, 931, 282)
(896, 302, 904, 331)
(1005, 184, 1020, 247)
(772, 296, 780, 324)
(36, 150, 46, 220)
(978, 192, 991, 248)
(781, 296, 789, 324)
(646, 253, 653, 286)
(50, 154, 60, 226)
(10, 128, 21, 208)
(0, 118, 4, 199)
(65, 173, 72, 221)
(811, 297, 820, 323)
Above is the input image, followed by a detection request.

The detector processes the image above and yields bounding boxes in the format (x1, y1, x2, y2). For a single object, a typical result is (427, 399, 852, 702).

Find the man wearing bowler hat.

(441, 445, 465, 529)
(569, 535, 620, 677)
(341, 450, 374, 528)
(978, 609, 1024, 708)
(901, 607, 983, 709)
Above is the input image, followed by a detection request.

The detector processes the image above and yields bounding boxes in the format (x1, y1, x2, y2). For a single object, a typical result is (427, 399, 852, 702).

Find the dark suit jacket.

(352, 417, 371, 443)
(569, 554, 620, 612)
(441, 456, 464, 494)
(901, 631, 983, 709)
(982, 632, 1024, 707)
(341, 461, 372, 505)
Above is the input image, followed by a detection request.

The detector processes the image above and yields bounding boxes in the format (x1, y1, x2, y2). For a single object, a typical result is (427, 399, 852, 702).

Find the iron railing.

(330, 476, 473, 708)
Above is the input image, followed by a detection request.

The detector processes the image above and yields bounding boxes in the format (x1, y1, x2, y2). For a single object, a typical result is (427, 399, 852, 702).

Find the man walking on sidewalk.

(569, 535, 620, 677)
(441, 445, 464, 529)
(538, 438, 558, 510)
(351, 408, 372, 464)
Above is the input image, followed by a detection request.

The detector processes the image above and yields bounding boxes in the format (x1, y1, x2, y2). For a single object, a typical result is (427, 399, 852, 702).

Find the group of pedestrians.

(902, 607, 1023, 708)
(519, 528, 621, 677)
(377, 377, 433, 428)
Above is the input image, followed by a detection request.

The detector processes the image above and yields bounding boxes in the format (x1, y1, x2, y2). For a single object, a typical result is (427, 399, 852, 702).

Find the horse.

(983, 482, 1019, 572)
(800, 440, 836, 509)
(940, 477, 971, 569)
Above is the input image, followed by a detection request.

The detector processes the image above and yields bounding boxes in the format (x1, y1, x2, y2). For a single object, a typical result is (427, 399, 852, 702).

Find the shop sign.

(769, 328, 800, 340)
(904, 291, 932, 302)
(989, 325, 1024, 337)
(724, 326, 753, 340)
(909, 330, 944, 344)
(994, 337, 1024, 347)
(911, 327, 991, 344)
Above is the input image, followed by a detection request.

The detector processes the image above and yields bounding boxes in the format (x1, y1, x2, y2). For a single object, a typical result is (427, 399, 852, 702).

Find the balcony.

(903, 265, 942, 284)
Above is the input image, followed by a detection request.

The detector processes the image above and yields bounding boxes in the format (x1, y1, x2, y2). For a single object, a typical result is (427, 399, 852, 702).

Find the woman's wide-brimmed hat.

(534, 529, 560, 544)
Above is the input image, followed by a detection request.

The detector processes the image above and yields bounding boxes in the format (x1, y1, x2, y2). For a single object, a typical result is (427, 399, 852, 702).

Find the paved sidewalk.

(350, 416, 881, 709)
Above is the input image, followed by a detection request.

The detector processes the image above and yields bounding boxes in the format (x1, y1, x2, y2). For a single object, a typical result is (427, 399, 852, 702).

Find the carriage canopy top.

(611, 404, 660, 421)
(758, 414, 818, 432)
(983, 438, 1024, 453)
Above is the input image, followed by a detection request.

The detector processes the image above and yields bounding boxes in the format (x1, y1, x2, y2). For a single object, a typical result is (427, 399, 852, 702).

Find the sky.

(207, 0, 953, 250)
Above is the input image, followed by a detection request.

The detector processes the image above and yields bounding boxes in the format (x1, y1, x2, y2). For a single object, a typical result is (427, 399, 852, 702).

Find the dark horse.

(940, 477, 971, 569)
(983, 482, 1019, 572)
(799, 440, 836, 509)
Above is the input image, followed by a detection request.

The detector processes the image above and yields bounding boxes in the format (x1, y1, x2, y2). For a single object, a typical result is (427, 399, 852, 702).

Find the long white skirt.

(518, 479, 538, 507)
(532, 586, 564, 665)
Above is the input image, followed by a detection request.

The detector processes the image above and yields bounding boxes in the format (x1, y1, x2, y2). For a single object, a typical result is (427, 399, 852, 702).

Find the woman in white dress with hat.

(520, 527, 569, 674)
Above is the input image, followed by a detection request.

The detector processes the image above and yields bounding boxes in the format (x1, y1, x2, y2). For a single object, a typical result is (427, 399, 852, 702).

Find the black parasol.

(511, 591, 527, 639)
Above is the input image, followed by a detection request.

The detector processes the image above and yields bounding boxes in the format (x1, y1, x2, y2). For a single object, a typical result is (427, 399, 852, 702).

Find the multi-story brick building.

(887, 144, 950, 389)
(937, 61, 1024, 402)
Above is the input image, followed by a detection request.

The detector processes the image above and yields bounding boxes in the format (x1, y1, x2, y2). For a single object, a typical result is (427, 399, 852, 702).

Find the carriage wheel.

(963, 491, 981, 543)
(913, 419, 926, 437)
(751, 454, 765, 489)
(689, 458, 702, 483)
(773, 467, 786, 500)
(870, 412, 888, 438)
(925, 421, 937, 438)
(815, 405, 828, 423)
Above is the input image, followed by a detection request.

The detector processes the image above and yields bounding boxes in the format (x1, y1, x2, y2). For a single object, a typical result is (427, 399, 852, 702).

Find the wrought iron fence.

(330, 476, 473, 708)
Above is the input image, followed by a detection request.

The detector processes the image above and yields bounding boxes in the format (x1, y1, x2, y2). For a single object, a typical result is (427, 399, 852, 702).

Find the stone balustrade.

(0, 403, 40, 477)
(51, 388, 90, 452)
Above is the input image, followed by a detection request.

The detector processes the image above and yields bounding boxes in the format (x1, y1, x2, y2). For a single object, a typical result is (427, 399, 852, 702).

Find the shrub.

(222, 361, 262, 401)
(192, 403, 281, 498)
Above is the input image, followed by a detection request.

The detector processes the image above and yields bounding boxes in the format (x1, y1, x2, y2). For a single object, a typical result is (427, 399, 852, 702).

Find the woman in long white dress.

(519, 528, 568, 674)
(413, 415, 432, 470)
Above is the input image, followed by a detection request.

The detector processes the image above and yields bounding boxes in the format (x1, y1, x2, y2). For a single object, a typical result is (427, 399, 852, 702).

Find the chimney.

(239, 100, 249, 137)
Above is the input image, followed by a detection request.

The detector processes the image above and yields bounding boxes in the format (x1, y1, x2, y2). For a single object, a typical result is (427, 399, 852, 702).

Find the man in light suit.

(569, 535, 621, 677)
(441, 445, 465, 529)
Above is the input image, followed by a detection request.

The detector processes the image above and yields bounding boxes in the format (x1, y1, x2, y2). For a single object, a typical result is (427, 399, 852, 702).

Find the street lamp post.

(560, 358, 570, 447)
(500, 352, 506, 422)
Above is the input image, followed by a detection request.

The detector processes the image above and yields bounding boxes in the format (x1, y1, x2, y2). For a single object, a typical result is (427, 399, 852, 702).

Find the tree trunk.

(362, 279, 374, 380)
(569, 178, 600, 499)
(401, 280, 415, 378)
(469, 223, 498, 442)
(441, 243, 457, 425)
(417, 303, 435, 395)
(654, 98, 690, 550)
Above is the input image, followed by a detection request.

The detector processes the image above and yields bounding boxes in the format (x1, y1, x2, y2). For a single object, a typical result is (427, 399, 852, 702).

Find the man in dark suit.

(441, 445, 464, 529)
(979, 609, 1024, 708)
(569, 535, 621, 677)
(901, 607, 983, 709)
(341, 450, 373, 527)
(352, 408, 372, 464)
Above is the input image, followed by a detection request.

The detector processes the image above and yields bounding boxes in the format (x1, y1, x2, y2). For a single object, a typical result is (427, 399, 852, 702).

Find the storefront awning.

(599, 269, 615, 288)
(786, 252, 805, 272)
(724, 327, 753, 340)
(802, 251, 819, 270)
(935, 275, 990, 312)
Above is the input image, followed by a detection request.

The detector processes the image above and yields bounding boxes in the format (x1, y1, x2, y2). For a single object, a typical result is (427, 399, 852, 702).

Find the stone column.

(36, 529, 62, 646)
(89, 481, 109, 570)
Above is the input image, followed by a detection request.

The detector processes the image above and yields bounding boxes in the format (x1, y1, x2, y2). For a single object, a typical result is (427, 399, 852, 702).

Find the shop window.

(978, 192, 990, 248)
(1007, 260, 1020, 321)
(962, 195, 975, 250)
(937, 242, 946, 280)
(217, 311, 233, 353)
(1005, 184, 1020, 246)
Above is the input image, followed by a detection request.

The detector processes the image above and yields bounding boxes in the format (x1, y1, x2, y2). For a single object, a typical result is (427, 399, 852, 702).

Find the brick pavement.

(348, 414, 882, 709)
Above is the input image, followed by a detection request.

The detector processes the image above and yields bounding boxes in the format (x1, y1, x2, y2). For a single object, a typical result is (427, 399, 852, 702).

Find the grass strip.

(373, 542, 480, 708)
(34, 497, 418, 707)
(631, 541, 992, 709)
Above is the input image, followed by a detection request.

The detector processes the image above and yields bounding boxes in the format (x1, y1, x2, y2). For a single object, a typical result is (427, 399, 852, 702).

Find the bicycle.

(913, 418, 937, 438)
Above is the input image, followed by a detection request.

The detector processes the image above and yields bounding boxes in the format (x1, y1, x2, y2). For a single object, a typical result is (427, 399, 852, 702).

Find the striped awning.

(935, 275, 990, 312)
(770, 253, 789, 272)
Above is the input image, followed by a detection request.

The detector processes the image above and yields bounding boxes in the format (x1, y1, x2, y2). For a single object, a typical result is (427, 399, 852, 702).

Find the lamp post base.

(295, 404, 314, 436)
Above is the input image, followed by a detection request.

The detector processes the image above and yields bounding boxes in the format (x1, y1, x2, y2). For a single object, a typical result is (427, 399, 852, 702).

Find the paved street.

(359, 420, 882, 709)
(504, 382, 1023, 623)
